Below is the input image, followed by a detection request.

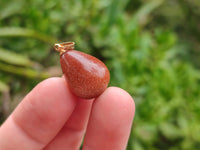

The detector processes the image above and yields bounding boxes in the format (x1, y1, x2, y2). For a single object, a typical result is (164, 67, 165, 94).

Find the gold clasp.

(54, 42, 75, 55)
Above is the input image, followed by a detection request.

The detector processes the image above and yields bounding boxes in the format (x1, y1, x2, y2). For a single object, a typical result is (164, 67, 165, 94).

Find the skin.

(0, 77, 135, 150)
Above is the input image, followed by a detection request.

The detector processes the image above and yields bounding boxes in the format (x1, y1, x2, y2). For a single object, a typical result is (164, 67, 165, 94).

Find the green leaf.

(0, 62, 49, 79)
(0, 1, 24, 20)
(133, 0, 164, 26)
(0, 80, 9, 92)
(0, 48, 33, 66)
(160, 122, 182, 139)
(0, 27, 57, 44)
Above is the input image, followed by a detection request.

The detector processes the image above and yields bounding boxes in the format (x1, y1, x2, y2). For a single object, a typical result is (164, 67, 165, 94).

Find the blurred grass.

(0, 0, 200, 149)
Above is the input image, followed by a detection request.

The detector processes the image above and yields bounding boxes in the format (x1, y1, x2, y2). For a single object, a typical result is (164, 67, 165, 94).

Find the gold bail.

(54, 42, 75, 55)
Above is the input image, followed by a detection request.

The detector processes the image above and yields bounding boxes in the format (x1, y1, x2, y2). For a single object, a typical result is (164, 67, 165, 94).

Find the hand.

(0, 77, 135, 150)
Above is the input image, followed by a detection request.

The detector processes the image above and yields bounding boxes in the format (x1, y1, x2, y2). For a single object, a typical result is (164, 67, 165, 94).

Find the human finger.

(45, 98, 93, 150)
(82, 87, 135, 150)
(0, 77, 77, 150)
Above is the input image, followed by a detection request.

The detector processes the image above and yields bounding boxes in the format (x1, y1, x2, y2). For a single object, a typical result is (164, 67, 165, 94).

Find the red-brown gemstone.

(60, 50, 110, 99)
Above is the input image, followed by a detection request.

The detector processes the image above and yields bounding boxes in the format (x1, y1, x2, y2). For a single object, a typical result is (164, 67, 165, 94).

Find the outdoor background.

(0, 0, 200, 149)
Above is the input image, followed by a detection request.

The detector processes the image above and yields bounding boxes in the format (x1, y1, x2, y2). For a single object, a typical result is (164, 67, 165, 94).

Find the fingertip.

(27, 77, 76, 104)
(95, 86, 135, 123)
(102, 86, 135, 111)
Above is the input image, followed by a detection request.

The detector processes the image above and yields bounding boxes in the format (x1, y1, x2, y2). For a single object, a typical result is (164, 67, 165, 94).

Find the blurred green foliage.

(0, 0, 200, 149)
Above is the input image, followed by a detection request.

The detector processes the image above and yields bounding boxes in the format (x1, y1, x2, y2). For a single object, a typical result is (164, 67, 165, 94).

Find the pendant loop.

(54, 42, 75, 55)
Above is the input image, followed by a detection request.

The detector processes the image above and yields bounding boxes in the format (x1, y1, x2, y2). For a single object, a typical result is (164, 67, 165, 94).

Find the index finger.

(0, 77, 77, 150)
